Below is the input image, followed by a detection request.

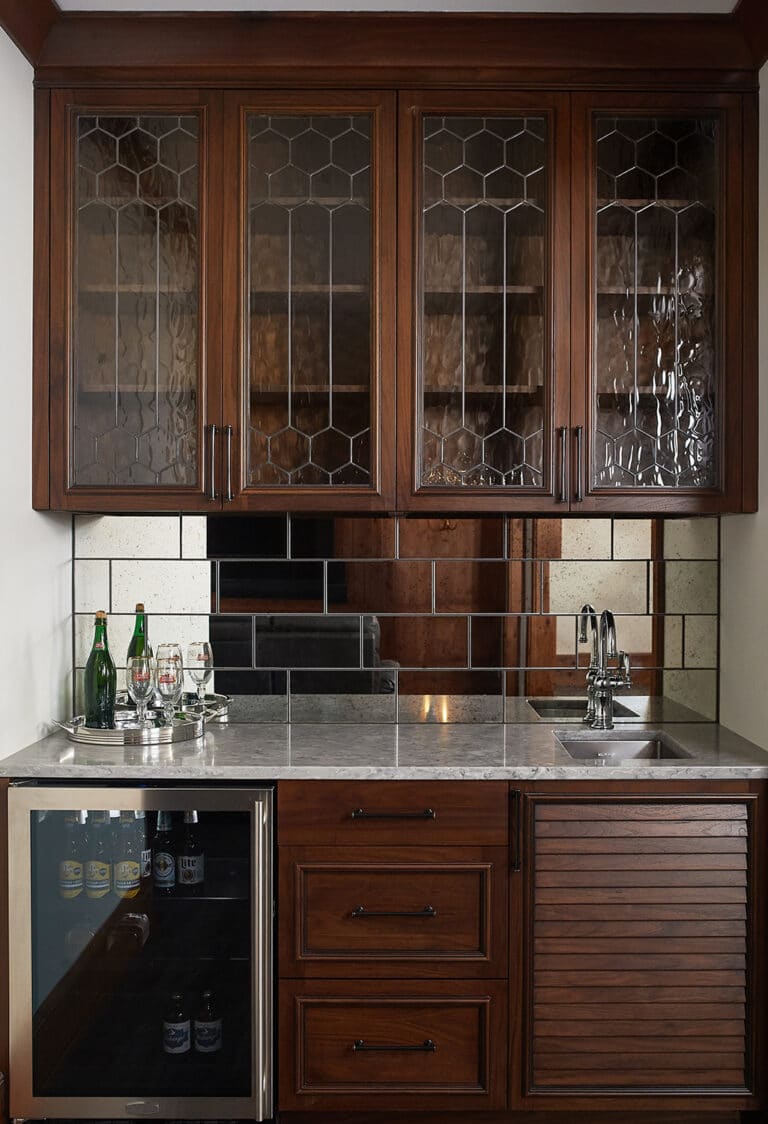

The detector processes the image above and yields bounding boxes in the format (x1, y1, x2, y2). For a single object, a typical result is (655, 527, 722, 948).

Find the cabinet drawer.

(279, 980, 507, 1110)
(278, 781, 508, 845)
(280, 845, 508, 977)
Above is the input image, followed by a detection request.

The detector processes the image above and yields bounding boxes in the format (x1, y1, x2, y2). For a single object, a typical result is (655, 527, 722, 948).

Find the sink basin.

(558, 738, 691, 762)
(528, 697, 638, 720)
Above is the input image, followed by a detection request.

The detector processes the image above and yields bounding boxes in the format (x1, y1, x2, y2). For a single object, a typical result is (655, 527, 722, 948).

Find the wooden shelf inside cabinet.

(76, 382, 198, 394)
(250, 284, 368, 296)
(425, 285, 543, 296)
(250, 383, 369, 394)
(596, 286, 713, 296)
(423, 384, 543, 395)
(78, 285, 197, 296)
(596, 386, 714, 399)
(597, 197, 705, 208)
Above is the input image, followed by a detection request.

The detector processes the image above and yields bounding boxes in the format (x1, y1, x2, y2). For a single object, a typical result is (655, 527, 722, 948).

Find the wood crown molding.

(734, 0, 768, 68)
(33, 12, 758, 89)
(0, 0, 59, 65)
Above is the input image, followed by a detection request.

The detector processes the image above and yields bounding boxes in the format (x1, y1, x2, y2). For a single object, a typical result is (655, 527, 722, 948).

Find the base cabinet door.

(279, 979, 507, 1111)
(521, 789, 760, 1107)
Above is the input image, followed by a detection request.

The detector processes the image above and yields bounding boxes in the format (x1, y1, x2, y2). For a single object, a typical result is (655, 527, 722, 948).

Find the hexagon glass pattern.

(246, 113, 373, 486)
(72, 114, 200, 487)
(593, 116, 718, 489)
(419, 115, 548, 489)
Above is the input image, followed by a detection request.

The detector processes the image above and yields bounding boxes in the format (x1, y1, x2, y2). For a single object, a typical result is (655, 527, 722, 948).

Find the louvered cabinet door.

(526, 796, 754, 1096)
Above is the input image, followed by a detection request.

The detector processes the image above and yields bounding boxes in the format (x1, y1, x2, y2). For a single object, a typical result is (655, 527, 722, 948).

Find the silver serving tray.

(115, 690, 230, 722)
(56, 711, 204, 746)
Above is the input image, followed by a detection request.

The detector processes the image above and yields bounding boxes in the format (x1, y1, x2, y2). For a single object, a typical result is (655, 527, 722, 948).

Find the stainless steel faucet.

(578, 604, 599, 725)
(591, 609, 631, 730)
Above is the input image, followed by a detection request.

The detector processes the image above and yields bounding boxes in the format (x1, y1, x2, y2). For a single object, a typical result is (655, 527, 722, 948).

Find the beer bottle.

(84, 611, 116, 729)
(152, 811, 176, 895)
(126, 602, 152, 663)
(58, 811, 85, 900)
(162, 992, 191, 1055)
(114, 811, 141, 900)
(85, 810, 112, 899)
(135, 809, 152, 881)
(193, 989, 222, 1053)
(178, 810, 204, 896)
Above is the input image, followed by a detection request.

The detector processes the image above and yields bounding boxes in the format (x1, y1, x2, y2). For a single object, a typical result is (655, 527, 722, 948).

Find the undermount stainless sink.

(528, 697, 638, 720)
(558, 738, 691, 763)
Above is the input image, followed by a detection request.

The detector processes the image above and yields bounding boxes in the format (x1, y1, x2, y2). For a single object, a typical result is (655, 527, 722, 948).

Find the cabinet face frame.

(397, 89, 571, 513)
(514, 781, 766, 1113)
(570, 90, 748, 514)
(220, 90, 397, 512)
(47, 88, 224, 512)
(8, 784, 273, 1121)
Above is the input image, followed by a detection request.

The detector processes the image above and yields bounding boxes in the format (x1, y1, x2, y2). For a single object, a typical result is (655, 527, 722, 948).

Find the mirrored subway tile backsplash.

(71, 513, 720, 723)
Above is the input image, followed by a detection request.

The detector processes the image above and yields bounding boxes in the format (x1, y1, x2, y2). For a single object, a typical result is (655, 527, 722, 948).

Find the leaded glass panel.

(246, 113, 372, 487)
(593, 116, 718, 489)
(72, 114, 200, 487)
(418, 115, 548, 488)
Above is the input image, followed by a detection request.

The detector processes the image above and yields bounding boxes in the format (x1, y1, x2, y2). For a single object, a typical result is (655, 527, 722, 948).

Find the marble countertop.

(2, 721, 768, 781)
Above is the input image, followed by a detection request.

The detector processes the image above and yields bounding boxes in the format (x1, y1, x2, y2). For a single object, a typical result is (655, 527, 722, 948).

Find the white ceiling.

(54, 0, 738, 14)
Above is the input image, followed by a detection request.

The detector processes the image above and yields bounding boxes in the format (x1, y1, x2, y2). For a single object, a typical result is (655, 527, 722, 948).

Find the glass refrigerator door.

(9, 786, 272, 1120)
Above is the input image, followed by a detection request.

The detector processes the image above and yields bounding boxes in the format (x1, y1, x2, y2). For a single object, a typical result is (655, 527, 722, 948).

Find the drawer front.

(280, 980, 507, 1110)
(278, 781, 509, 845)
(280, 846, 508, 976)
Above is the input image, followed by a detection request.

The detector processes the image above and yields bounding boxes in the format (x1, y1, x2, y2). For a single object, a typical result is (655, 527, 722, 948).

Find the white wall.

(720, 65, 768, 746)
(0, 29, 71, 757)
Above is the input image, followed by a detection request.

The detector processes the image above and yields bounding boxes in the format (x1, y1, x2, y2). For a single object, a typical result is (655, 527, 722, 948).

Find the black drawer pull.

(352, 904, 437, 919)
(351, 807, 435, 820)
(353, 1039, 436, 1053)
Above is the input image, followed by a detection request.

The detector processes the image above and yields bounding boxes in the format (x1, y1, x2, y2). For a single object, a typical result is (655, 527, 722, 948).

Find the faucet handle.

(619, 650, 631, 687)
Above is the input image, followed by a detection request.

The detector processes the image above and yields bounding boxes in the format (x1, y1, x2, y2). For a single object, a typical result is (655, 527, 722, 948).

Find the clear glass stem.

(137, 698, 146, 728)
(163, 702, 174, 728)
(197, 682, 206, 706)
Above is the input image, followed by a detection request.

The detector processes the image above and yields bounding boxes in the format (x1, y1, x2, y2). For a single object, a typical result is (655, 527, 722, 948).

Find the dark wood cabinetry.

(32, 29, 758, 514)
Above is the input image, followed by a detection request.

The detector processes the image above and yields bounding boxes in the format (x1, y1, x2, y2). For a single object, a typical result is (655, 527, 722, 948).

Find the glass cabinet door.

(9, 786, 272, 1120)
(400, 93, 570, 510)
(575, 93, 744, 509)
(50, 91, 220, 510)
(223, 93, 396, 510)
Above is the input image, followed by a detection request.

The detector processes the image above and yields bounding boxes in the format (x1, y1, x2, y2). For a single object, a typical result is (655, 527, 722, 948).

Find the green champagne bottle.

(84, 611, 116, 729)
(126, 602, 152, 662)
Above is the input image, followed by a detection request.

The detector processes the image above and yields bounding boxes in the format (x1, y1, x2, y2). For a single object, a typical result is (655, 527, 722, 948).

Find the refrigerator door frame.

(8, 784, 273, 1121)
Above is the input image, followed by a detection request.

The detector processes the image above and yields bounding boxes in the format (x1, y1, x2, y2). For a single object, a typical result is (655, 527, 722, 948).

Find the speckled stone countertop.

(2, 721, 767, 781)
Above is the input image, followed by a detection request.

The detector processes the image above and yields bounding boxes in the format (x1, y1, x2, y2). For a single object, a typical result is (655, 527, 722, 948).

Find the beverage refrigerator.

(7, 785, 273, 1120)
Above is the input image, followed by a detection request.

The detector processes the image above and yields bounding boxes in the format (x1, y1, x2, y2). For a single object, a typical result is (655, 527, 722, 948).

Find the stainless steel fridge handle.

(224, 424, 234, 503)
(208, 423, 218, 502)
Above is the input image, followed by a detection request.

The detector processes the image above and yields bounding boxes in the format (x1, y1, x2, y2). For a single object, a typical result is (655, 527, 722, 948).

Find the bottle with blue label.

(163, 992, 190, 1055)
(194, 989, 222, 1053)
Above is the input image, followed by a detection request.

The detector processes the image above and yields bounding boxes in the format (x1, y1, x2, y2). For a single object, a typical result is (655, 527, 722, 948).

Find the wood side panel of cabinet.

(220, 89, 396, 511)
(569, 90, 751, 514)
(740, 90, 759, 514)
(279, 844, 508, 978)
(47, 87, 223, 512)
(396, 89, 571, 513)
(32, 89, 51, 511)
(279, 978, 508, 1112)
(516, 781, 766, 1114)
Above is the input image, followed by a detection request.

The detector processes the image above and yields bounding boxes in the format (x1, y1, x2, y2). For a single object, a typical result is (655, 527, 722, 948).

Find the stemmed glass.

(155, 656, 184, 728)
(127, 656, 156, 728)
(187, 641, 214, 709)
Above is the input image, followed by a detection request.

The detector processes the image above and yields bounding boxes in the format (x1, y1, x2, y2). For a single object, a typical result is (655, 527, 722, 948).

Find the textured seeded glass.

(593, 117, 718, 488)
(72, 114, 200, 487)
(246, 114, 372, 486)
(419, 116, 547, 488)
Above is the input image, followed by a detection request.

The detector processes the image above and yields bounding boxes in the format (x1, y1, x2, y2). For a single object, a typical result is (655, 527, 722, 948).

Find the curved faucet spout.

(599, 609, 618, 668)
(578, 603, 599, 666)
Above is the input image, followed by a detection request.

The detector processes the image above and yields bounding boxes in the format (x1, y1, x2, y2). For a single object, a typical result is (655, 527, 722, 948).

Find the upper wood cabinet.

(35, 86, 756, 514)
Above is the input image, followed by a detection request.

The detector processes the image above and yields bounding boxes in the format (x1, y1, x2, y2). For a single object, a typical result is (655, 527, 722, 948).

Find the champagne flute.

(155, 643, 183, 707)
(127, 656, 156, 728)
(156, 656, 183, 728)
(187, 641, 214, 708)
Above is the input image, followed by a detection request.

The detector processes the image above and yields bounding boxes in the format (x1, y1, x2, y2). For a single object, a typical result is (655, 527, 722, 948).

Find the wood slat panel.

(536, 836, 748, 853)
(533, 1070, 746, 1088)
(534, 986, 746, 1005)
(534, 920, 746, 937)
(535, 937, 746, 954)
(535, 1020, 745, 1037)
(535, 1052, 745, 1071)
(536, 1036, 745, 1054)
(536, 852, 747, 871)
(536, 820, 748, 838)
(530, 798, 751, 1095)
(535, 903, 746, 921)
(534, 970, 746, 987)
(535, 870, 744, 887)
(535, 1004, 746, 1022)
(536, 804, 747, 821)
